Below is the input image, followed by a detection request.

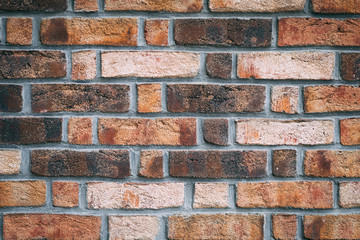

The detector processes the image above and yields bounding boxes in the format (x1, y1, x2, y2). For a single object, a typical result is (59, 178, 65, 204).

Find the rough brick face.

(340, 118, 360, 146)
(175, 19, 272, 47)
(6, 18, 33, 45)
(74, 0, 98, 12)
(167, 84, 265, 113)
(312, 0, 360, 13)
(0, 51, 66, 79)
(0, 181, 46, 207)
(272, 214, 297, 240)
(304, 215, 360, 239)
(0, 85, 23, 112)
(88, 182, 184, 209)
(3, 214, 101, 240)
(203, 119, 229, 146)
(169, 150, 267, 178)
(41, 18, 137, 46)
(339, 182, 360, 208)
(0, 0, 67, 12)
(168, 214, 264, 239)
(53, 181, 79, 207)
(210, 0, 306, 12)
(137, 84, 162, 113)
(72, 51, 97, 80)
(31, 150, 130, 178)
(98, 118, 197, 146)
(0, 150, 21, 175)
(278, 18, 360, 46)
(206, 53, 232, 79)
(145, 19, 169, 46)
(271, 86, 299, 114)
(341, 53, 360, 81)
(237, 181, 333, 209)
(272, 149, 297, 177)
(139, 150, 164, 178)
(68, 117, 92, 145)
(193, 183, 229, 208)
(105, 0, 203, 12)
(32, 84, 130, 113)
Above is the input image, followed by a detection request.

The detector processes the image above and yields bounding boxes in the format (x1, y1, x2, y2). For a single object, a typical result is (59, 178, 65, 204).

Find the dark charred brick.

(206, 53, 232, 79)
(32, 84, 130, 113)
(169, 150, 267, 178)
(167, 84, 265, 113)
(341, 53, 360, 81)
(31, 150, 130, 178)
(174, 19, 272, 47)
(272, 149, 297, 177)
(0, 85, 22, 112)
(203, 119, 229, 146)
(0, 118, 62, 144)
(0, 51, 66, 79)
(0, 0, 67, 12)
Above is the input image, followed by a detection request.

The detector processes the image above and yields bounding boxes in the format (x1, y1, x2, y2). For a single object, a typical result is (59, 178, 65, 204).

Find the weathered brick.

(0, 181, 46, 207)
(0, 85, 22, 112)
(68, 117, 92, 145)
(237, 181, 333, 209)
(3, 214, 101, 240)
(41, 18, 137, 46)
(0, 150, 21, 175)
(341, 118, 360, 145)
(305, 85, 360, 113)
(175, 19, 272, 47)
(105, 0, 203, 12)
(109, 216, 159, 240)
(210, 0, 305, 12)
(72, 51, 97, 80)
(271, 86, 299, 114)
(137, 84, 162, 113)
(272, 149, 297, 177)
(74, 0, 98, 12)
(168, 214, 264, 239)
(145, 19, 169, 46)
(203, 119, 229, 146)
(304, 215, 360, 239)
(0, 51, 66, 79)
(32, 150, 130, 178)
(88, 182, 184, 209)
(167, 84, 265, 113)
(206, 53, 232, 79)
(6, 18, 32, 45)
(98, 118, 196, 146)
(304, 150, 360, 177)
(312, 0, 360, 13)
(139, 150, 163, 178)
(0, 0, 67, 12)
(341, 53, 360, 81)
(101, 51, 200, 78)
(237, 52, 335, 80)
(193, 183, 229, 208)
(0, 118, 62, 144)
(32, 84, 129, 113)
(236, 119, 334, 145)
(169, 150, 267, 178)
(278, 18, 360, 46)
(272, 214, 297, 240)
(53, 181, 79, 207)
(339, 182, 360, 208)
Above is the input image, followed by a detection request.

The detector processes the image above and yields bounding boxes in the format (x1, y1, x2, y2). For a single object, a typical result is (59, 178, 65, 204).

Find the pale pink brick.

(271, 86, 299, 114)
(0, 150, 21, 175)
(72, 51, 97, 80)
(193, 183, 229, 208)
(210, 0, 305, 12)
(339, 182, 360, 208)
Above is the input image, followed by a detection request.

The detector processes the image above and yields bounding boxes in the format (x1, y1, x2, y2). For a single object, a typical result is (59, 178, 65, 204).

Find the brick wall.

(0, 0, 360, 239)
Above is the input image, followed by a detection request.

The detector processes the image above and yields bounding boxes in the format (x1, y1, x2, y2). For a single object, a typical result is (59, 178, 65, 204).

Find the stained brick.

(32, 84, 129, 113)
(175, 19, 272, 47)
(203, 119, 229, 146)
(193, 183, 229, 208)
(72, 51, 97, 80)
(145, 19, 169, 46)
(6, 18, 32, 45)
(341, 53, 360, 81)
(139, 150, 164, 178)
(210, 0, 305, 12)
(271, 86, 299, 114)
(0, 150, 21, 175)
(339, 182, 360, 208)
(169, 150, 267, 178)
(137, 84, 162, 113)
(0, 0, 67, 12)
(41, 18, 137, 46)
(53, 181, 79, 207)
(312, 0, 360, 13)
(31, 150, 130, 178)
(206, 53, 232, 79)
(0, 85, 22, 112)
(341, 118, 360, 145)
(272, 149, 297, 177)
(167, 84, 265, 113)
(237, 181, 333, 209)
(68, 118, 92, 145)
(74, 0, 98, 12)
(272, 214, 297, 240)
(105, 0, 203, 12)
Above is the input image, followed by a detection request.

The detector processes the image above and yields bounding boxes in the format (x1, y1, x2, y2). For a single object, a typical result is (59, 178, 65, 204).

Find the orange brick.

(74, 0, 98, 12)
(312, 0, 360, 13)
(6, 18, 32, 45)
(105, 0, 203, 12)
(53, 181, 79, 207)
(139, 150, 164, 178)
(137, 84, 162, 113)
(68, 117, 92, 145)
(340, 118, 360, 145)
(145, 19, 169, 46)
(272, 214, 297, 240)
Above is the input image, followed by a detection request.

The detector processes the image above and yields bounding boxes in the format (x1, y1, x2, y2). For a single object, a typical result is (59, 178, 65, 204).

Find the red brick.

(98, 118, 197, 146)
(3, 214, 101, 240)
(272, 214, 297, 240)
(74, 0, 98, 12)
(341, 118, 360, 145)
(304, 215, 360, 239)
(6, 18, 32, 45)
(237, 181, 333, 209)
(0, 51, 66, 79)
(305, 85, 360, 113)
(0, 150, 21, 175)
(278, 18, 360, 46)
(312, 0, 360, 13)
(0, 85, 22, 112)
(72, 51, 97, 80)
(139, 150, 164, 178)
(68, 118, 92, 145)
(341, 53, 360, 81)
(203, 119, 229, 146)
(32, 84, 129, 113)
(0, 0, 67, 12)
(271, 86, 299, 114)
(105, 0, 203, 12)
(168, 214, 264, 239)
(145, 19, 169, 46)
(41, 18, 137, 46)
(0, 181, 46, 207)
(169, 150, 267, 178)
(272, 149, 297, 177)
(206, 53, 232, 79)
(53, 182, 79, 207)
(339, 182, 360, 208)
(137, 84, 162, 113)
(210, 0, 305, 12)
(193, 183, 229, 208)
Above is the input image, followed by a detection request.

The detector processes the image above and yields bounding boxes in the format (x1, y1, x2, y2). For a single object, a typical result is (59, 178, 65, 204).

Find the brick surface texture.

(0, 0, 359, 239)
